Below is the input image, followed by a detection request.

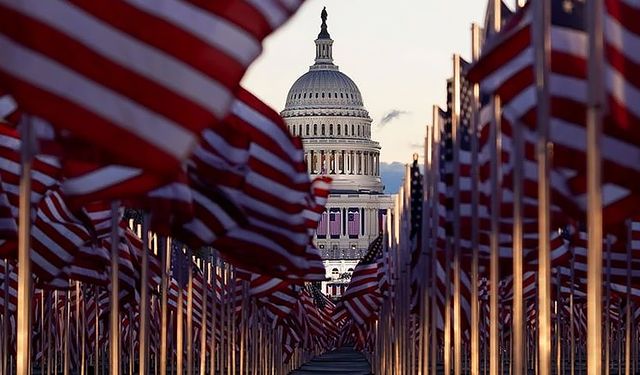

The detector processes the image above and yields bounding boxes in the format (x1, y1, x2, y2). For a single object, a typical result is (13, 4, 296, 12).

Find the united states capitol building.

(281, 8, 393, 298)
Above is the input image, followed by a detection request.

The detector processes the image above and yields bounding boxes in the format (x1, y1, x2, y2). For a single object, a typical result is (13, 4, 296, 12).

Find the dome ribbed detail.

(283, 70, 365, 110)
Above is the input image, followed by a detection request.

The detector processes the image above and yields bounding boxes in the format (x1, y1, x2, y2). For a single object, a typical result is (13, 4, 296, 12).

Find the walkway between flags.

(290, 346, 371, 374)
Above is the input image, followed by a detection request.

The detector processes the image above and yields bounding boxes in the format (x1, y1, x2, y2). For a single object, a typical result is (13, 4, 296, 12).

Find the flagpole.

(138, 215, 150, 374)
(605, 239, 612, 375)
(470, 22, 482, 375)
(16, 115, 34, 375)
(488, 3, 502, 375)
(512, 107, 525, 375)
(54, 290, 59, 375)
(570, 246, 576, 375)
(2, 260, 9, 374)
(430, 106, 440, 375)
(109, 201, 120, 375)
(186, 246, 194, 375)
(209, 252, 217, 374)
(176, 246, 184, 375)
(626, 221, 632, 375)
(451, 53, 463, 375)
(94, 286, 100, 375)
(199, 257, 208, 375)
(586, 0, 604, 374)
(63, 287, 70, 375)
(489, 95, 502, 375)
(159, 236, 171, 375)
(79, 283, 85, 375)
(532, 0, 552, 374)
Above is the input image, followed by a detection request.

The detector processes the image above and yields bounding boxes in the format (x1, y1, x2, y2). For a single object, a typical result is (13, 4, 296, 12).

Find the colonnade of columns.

(305, 149, 380, 176)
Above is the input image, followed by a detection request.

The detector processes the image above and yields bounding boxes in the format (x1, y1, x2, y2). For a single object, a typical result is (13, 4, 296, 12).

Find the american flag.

(329, 208, 341, 238)
(409, 156, 424, 312)
(468, 0, 640, 229)
(348, 209, 360, 238)
(604, 0, 640, 135)
(341, 235, 384, 325)
(0, 0, 305, 175)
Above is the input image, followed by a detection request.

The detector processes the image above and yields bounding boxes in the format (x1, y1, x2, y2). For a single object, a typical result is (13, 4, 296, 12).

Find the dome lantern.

(314, 7, 334, 67)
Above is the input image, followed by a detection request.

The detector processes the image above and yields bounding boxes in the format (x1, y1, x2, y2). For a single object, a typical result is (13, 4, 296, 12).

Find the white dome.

(284, 69, 365, 110)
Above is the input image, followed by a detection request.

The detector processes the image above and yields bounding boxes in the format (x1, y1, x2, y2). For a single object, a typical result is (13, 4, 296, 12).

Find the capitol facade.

(281, 8, 393, 298)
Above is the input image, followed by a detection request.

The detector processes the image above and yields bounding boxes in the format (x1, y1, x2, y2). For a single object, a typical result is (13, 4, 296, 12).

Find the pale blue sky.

(242, 0, 503, 163)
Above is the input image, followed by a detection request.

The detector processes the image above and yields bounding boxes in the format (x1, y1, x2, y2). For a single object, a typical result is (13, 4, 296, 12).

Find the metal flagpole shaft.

(512, 111, 525, 375)
(470, 23, 482, 375)
(109, 201, 120, 375)
(176, 247, 184, 375)
(79, 283, 85, 375)
(55, 291, 59, 375)
(430, 107, 440, 375)
(2, 260, 9, 374)
(159, 237, 171, 375)
(586, 1, 604, 375)
(451, 53, 463, 375)
(570, 247, 576, 375)
(489, 3, 502, 375)
(489, 94, 501, 375)
(138, 216, 150, 374)
(533, 0, 552, 374)
(209, 253, 217, 374)
(199, 257, 208, 375)
(64, 288, 70, 375)
(17, 116, 34, 375)
(626, 221, 632, 375)
(94, 286, 100, 375)
(186, 247, 194, 374)
(605, 239, 612, 375)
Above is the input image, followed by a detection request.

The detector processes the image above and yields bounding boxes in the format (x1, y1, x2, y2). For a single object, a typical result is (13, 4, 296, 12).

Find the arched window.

(345, 125, 348, 135)
(303, 93, 306, 98)
(335, 92, 338, 98)
(306, 124, 310, 135)
(322, 92, 325, 98)
(347, 268, 354, 272)
(299, 124, 302, 135)
(329, 124, 333, 135)
(315, 93, 318, 98)
(314, 124, 317, 135)
(321, 124, 325, 135)
(337, 125, 341, 135)
(351, 124, 354, 135)
(332, 268, 339, 276)
(340, 93, 344, 98)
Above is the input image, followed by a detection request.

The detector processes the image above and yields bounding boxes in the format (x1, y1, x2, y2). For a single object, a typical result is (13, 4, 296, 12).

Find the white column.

(350, 151, 354, 174)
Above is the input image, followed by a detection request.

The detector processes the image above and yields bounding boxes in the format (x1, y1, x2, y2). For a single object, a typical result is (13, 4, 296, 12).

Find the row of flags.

(321, 1, 640, 374)
(0, 0, 362, 373)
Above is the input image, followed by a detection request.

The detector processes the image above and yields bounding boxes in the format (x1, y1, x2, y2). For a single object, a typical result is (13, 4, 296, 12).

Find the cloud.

(409, 142, 423, 150)
(378, 109, 409, 127)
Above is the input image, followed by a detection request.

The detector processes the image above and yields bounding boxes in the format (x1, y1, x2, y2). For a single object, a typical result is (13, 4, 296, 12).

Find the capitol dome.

(284, 69, 365, 110)
(281, 8, 382, 193)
